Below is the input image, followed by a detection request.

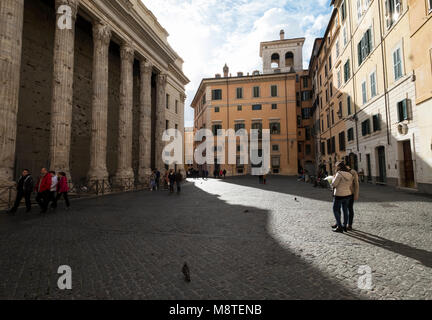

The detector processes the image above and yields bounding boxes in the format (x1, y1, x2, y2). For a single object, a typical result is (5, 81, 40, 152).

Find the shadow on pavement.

(0, 180, 361, 300)
(346, 230, 432, 268)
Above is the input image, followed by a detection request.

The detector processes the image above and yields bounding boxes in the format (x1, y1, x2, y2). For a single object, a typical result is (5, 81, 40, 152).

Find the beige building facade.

(0, 0, 189, 200)
(311, 0, 432, 193)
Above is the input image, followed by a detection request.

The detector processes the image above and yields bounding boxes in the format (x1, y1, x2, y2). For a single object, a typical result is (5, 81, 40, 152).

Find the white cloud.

(142, 0, 332, 127)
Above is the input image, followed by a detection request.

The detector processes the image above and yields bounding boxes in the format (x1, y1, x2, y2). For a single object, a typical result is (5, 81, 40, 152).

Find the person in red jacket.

(35, 168, 52, 213)
(55, 172, 70, 209)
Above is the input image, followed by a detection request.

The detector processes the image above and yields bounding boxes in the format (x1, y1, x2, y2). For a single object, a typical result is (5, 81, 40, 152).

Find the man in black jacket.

(8, 169, 34, 214)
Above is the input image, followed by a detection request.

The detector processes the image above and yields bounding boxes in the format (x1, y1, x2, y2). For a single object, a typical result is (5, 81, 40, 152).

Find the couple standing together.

(331, 161, 360, 233)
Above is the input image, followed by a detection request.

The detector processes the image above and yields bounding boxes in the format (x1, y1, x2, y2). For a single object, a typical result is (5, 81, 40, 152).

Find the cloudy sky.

(142, 0, 333, 127)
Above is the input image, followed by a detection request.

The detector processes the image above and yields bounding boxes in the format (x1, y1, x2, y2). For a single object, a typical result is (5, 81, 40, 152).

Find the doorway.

(376, 146, 386, 184)
(402, 140, 415, 188)
(366, 154, 372, 182)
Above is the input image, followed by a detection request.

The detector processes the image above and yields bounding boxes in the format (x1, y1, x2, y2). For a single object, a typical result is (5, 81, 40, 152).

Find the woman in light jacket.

(331, 162, 353, 233)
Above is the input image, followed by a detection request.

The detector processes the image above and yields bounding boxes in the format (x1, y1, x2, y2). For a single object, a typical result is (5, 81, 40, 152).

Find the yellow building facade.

(191, 34, 315, 176)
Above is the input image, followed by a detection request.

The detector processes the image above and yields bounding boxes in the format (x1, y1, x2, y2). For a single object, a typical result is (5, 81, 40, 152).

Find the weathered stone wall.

(70, 16, 93, 183)
(106, 42, 121, 179)
(16, 0, 55, 178)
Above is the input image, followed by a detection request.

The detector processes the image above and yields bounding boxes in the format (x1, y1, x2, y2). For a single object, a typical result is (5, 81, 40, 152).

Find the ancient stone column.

(0, 0, 25, 187)
(138, 60, 153, 183)
(49, 0, 79, 178)
(114, 42, 135, 185)
(155, 73, 167, 172)
(88, 22, 111, 181)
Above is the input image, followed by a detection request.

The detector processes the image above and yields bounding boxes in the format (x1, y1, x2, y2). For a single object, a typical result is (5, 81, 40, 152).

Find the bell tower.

(259, 31, 305, 74)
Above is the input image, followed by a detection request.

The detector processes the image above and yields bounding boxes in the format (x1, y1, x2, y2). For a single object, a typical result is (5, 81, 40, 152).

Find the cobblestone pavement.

(0, 176, 431, 300)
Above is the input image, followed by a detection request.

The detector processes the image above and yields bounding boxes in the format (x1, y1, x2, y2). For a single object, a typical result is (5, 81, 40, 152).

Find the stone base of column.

(0, 180, 17, 210)
(138, 168, 152, 185)
(114, 169, 135, 189)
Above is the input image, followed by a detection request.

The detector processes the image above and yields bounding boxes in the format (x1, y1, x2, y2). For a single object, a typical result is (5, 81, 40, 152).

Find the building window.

(393, 47, 403, 80)
(327, 114, 330, 128)
(344, 60, 351, 83)
(202, 94, 206, 105)
(306, 144, 312, 155)
(336, 40, 340, 58)
(270, 122, 281, 135)
(343, 25, 348, 46)
(341, 0, 347, 21)
(337, 68, 341, 88)
(236, 87, 243, 99)
(252, 104, 262, 111)
(370, 71, 377, 97)
(166, 94, 170, 109)
(338, 101, 343, 119)
(272, 145, 279, 152)
(237, 105, 242, 111)
(325, 64, 328, 77)
(385, 0, 402, 29)
(253, 86, 260, 98)
(175, 100, 178, 114)
(429, 0, 432, 12)
(212, 124, 222, 136)
(214, 106, 220, 113)
(298, 143, 302, 153)
(272, 103, 278, 110)
(397, 99, 409, 122)
(212, 89, 222, 100)
(347, 95, 352, 115)
(175, 124, 178, 137)
(302, 91, 312, 101)
(271, 85, 278, 97)
(272, 156, 280, 169)
(358, 28, 373, 65)
(330, 83, 333, 97)
(362, 80, 367, 104)
(329, 55, 332, 70)
(303, 77, 308, 88)
(339, 131, 346, 151)
(305, 127, 311, 140)
(331, 110, 335, 125)
(302, 107, 312, 119)
(357, 0, 363, 20)
(361, 119, 371, 136)
(347, 128, 354, 141)
(166, 120, 169, 130)
(234, 122, 245, 132)
(321, 142, 326, 155)
(331, 136, 336, 153)
(373, 114, 381, 131)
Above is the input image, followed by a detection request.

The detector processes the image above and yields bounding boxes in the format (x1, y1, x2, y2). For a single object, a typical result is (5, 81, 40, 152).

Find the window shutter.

(358, 42, 363, 65)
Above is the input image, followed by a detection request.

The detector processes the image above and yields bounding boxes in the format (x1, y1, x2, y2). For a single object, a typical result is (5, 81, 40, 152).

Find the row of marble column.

(0, 0, 168, 186)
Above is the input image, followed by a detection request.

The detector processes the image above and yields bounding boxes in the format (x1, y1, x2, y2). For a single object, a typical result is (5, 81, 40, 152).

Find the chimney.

(280, 29, 285, 40)
(223, 63, 229, 77)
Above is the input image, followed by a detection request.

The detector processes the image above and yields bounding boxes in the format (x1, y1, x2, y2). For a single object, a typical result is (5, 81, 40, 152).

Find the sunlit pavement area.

(0, 176, 431, 300)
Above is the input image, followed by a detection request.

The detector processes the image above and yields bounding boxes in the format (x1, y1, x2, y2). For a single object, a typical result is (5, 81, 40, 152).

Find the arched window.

(271, 53, 280, 68)
(285, 52, 294, 68)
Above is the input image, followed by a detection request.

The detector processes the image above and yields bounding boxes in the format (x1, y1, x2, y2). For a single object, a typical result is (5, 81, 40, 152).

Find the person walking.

(8, 169, 34, 214)
(331, 162, 354, 233)
(175, 171, 183, 193)
(55, 172, 70, 209)
(150, 171, 157, 191)
(155, 169, 160, 190)
(168, 169, 176, 193)
(223, 169, 227, 179)
(48, 171, 58, 209)
(346, 166, 360, 231)
(35, 168, 52, 213)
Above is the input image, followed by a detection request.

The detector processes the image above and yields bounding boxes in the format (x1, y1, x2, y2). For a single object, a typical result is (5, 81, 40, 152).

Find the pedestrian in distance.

(49, 171, 58, 210)
(155, 169, 161, 190)
(346, 165, 360, 231)
(150, 171, 157, 191)
(223, 169, 227, 179)
(331, 162, 354, 233)
(168, 169, 176, 193)
(175, 171, 183, 194)
(55, 172, 70, 209)
(35, 168, 52, 213)
(7, 169, 34, 215)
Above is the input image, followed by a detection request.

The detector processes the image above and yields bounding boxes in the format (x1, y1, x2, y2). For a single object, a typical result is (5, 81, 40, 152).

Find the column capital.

(180, 92, 186, 103)
(157, 73, 167, 87)
(55, 0, 79, 20)
(93, 22, 111, 46)
(120, 42, 135, 64)
(140, 60, 153, 75)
